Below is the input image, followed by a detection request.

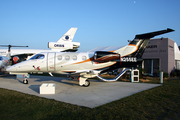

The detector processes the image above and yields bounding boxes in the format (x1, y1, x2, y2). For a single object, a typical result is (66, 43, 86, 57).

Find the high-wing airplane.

(6, 28, 174, 87)
(0, 28, 80, 64)
(0, 55, 10, 73)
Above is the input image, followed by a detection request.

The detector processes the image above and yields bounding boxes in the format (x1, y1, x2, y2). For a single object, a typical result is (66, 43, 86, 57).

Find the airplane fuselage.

(7, 52, 117, 75)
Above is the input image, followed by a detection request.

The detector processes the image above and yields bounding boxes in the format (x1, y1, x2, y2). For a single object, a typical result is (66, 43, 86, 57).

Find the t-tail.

(115, 28, 175, 58)
(57, 27, 77, 42)
(97, 28, 174, 82)
(48, 27, 80, 51)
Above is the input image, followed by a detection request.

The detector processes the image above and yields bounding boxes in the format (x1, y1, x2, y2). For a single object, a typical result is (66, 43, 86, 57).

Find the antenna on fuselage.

(127, 40, 132, 43)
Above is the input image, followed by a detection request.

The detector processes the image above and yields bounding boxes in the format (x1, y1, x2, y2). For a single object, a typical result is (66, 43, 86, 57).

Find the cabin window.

(82, 56, 87, 61)
(72, 55, 77, 60)
(57, 55, 62, 60)
(65, 55, 70, 60)
(30, 54, 44, 60)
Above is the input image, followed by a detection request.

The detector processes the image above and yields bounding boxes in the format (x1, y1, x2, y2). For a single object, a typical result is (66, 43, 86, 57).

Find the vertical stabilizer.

(57, 28, 77, 42)
(115, 28, 175, 58)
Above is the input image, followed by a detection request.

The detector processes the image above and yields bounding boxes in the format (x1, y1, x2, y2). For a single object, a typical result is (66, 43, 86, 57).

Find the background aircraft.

(0, 55, 10, 74)
(6, 28, 174, 86)
(0, 28, 79, 64)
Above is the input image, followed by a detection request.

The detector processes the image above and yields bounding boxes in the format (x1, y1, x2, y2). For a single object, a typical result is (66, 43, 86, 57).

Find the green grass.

(0, 78, 180, 120)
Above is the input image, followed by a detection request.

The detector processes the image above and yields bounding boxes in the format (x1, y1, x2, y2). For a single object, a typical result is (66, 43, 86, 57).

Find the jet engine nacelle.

(48, 42, 80, 50)
(94, 51, 120, 62)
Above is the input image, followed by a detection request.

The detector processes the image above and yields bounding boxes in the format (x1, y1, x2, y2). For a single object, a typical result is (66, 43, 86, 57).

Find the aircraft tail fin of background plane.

(48, 27, 80, 52)
(57, 28, 77, 42)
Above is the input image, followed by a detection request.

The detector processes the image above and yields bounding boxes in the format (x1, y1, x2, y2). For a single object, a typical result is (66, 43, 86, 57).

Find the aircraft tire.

(83, 80, 90, 87)
(23, 79, 28, 84)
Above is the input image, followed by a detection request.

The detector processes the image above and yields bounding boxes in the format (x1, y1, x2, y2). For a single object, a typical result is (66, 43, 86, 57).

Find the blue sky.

(0, 0, 179, 52)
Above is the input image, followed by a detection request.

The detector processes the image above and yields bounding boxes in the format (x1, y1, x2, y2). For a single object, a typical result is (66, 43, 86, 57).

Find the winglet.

(57, 28, 77, 42)
(135, 28, 175, 39)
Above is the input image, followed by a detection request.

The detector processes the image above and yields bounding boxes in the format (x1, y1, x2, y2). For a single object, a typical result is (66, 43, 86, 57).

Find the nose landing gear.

(23, 78, 28, 84)
(22, 74, 29, 84)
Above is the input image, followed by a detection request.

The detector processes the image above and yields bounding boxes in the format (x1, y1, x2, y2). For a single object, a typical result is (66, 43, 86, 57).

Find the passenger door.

(47, 53, 55, 71)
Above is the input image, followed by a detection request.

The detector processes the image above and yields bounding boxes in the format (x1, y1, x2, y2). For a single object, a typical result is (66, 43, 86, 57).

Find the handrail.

(97, 68, 130, 82)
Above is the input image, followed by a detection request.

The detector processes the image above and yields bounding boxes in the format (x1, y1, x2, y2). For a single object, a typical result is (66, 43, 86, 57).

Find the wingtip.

(167, 28, 175, 32)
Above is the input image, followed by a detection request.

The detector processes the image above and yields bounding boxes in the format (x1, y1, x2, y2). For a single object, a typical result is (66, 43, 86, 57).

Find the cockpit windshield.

(29, 54, 44, 60)
(0, 57, 2, 61)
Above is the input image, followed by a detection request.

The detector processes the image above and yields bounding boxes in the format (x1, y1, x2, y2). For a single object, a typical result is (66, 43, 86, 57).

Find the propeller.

(0, 45, 28, 58)
(0, 45, 28, 52)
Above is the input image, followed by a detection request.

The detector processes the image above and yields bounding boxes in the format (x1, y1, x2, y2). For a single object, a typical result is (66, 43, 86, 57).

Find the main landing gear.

(78, 77, 90, 87)
(83, 80, 90, 87)
(68, 74, 90, 87)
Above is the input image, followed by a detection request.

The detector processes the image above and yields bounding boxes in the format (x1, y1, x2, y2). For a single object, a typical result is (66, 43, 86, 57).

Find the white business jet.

(0, 28, 79, 64)
(6, 28, 174, 86)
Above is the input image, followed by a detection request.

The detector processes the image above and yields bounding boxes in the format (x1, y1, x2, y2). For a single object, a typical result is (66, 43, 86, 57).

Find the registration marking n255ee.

(121, 57, 137, 62)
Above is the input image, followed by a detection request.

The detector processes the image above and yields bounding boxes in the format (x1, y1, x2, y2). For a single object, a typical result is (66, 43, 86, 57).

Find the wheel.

(83, 80, 90, 87)
(23, 79, 28, 84)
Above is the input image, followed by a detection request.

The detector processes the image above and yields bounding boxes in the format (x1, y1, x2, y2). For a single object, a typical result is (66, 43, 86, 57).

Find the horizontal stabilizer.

(135, 28, 174, 39)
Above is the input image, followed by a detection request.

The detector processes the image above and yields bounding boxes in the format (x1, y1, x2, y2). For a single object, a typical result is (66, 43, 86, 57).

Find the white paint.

(40, 83, 55, 94)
